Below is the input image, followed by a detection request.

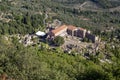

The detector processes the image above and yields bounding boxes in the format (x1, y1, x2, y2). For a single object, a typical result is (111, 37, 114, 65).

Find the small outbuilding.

(36, 31, 46, 37)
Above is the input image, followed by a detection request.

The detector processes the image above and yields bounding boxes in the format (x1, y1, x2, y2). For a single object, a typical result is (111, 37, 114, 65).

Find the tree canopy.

(53, 36, 65, 46)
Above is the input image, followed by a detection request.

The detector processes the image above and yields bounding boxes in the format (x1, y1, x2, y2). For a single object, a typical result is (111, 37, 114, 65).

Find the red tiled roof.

(67, 25, 77, 31)
(51, 24, 86, 36)
(51, 25, 67, 34)
(79, 27, 86, 31)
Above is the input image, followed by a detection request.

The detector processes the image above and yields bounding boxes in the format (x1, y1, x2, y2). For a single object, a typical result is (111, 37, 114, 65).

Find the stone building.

(48, 24, 99, 43)
(86, 32, 99, 42)
(76, 28, 87, 38)
(67, 25, 77, 36)
(48, 25, 67, 38)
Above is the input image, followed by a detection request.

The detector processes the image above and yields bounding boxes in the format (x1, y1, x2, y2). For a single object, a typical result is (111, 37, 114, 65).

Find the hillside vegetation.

(0, 35, 120, 80)
(91, 0, 120, 8)
(53, 0, 120, 8)
(0, 0, 120, 35)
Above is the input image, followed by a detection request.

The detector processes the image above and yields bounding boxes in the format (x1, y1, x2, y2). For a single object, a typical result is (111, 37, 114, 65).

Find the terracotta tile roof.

(51, 25, 67, 34)
(67, 25, 77, 31)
